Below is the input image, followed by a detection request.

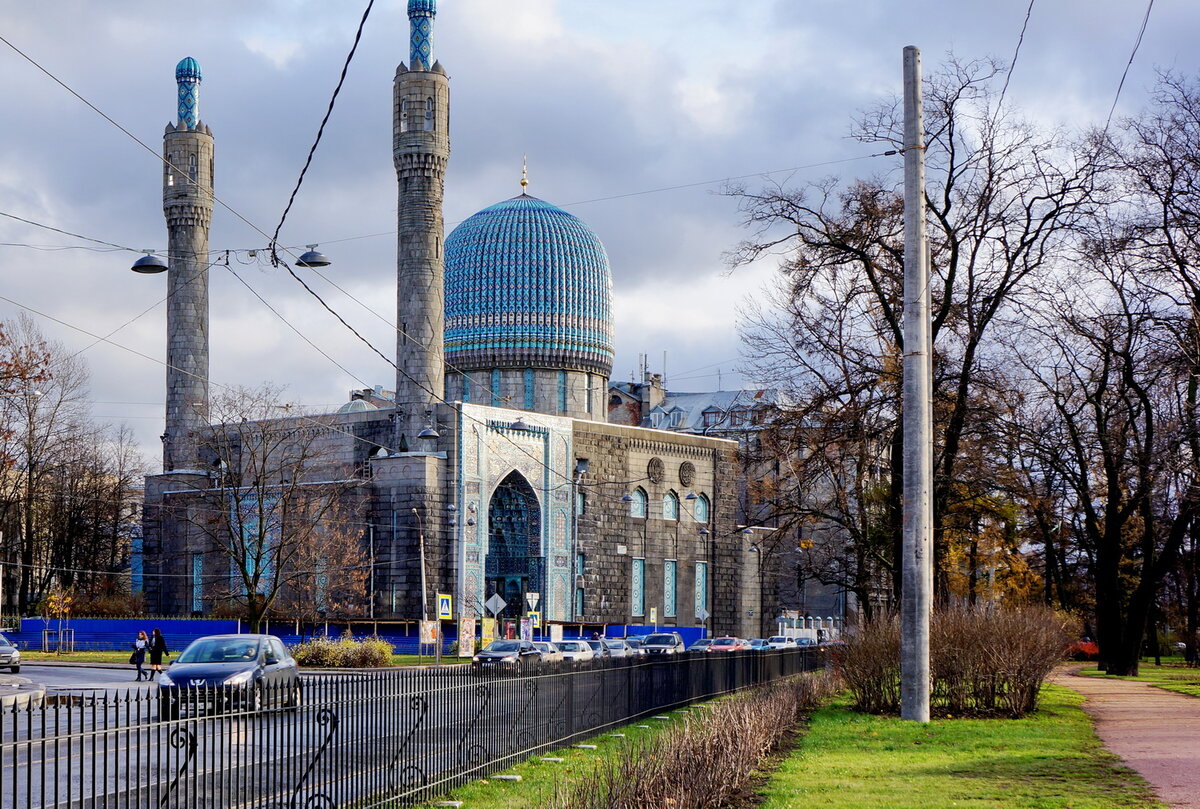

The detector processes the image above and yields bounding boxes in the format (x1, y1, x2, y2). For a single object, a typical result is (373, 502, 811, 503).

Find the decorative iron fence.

(2, 648, 824, 808)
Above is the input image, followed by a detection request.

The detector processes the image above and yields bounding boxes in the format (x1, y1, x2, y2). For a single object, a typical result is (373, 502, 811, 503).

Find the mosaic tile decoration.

(445, 194, 614, 377)
(175, 57, 201, 130)
(408, 0, 436, 70)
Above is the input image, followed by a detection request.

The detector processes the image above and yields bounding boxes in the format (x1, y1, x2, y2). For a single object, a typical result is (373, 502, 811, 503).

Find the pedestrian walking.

(131, 630, 148, 681)
(149, 627, 169, 679)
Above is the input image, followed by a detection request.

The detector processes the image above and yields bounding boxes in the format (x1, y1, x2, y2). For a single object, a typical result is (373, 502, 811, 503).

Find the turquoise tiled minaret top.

(408, 0, 436, 70)
(175, 57, 201, 130)
(444, 194, 615, 377)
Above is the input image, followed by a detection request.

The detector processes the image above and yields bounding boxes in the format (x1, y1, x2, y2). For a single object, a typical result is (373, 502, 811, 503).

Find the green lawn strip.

(421, 710, 691, 808)
(758, 685, 1164, 809)
(1079, 663, 1200, 697)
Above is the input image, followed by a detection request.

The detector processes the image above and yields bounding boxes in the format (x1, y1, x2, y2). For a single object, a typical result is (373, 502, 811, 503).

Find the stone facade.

(161, 62, 214, 473)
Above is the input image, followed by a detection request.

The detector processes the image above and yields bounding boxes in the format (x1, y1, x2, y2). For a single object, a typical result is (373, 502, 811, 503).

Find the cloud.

(1, 0, 1198, 468)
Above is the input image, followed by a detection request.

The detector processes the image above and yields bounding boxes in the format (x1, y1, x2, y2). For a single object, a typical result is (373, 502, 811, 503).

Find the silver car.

(0, 633, 20, 673)
(533, 641, 563, 663)
(555, 640, 595, 662)
(601, 638, 633, 658)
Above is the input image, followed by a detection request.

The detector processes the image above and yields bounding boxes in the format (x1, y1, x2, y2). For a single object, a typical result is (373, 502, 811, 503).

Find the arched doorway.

(485, 471, 542, 619)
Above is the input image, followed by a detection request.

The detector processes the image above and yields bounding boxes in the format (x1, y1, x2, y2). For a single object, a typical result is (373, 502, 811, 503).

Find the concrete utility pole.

(901, 45, 933, 723)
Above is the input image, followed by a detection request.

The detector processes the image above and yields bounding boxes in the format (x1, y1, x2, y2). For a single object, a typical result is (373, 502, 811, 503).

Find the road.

(1, 662, 639, 808)
(2, 653, 813, 808)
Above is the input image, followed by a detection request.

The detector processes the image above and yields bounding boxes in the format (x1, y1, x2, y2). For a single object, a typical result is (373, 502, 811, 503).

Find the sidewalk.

(1052, 667, 1200, 809)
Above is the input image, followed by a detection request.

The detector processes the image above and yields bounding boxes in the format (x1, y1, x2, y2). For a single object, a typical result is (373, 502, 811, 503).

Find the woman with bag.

(130, 630, 148, 681)
(148, 628, 169, 679)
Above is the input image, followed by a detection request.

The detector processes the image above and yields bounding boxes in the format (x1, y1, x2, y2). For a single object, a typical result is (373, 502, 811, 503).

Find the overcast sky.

(2, 0, 1198, 470)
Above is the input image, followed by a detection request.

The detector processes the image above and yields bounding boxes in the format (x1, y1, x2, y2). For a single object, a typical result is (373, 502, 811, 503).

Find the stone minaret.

(393, 0, 449, 449)
(161, 57, 213, 471)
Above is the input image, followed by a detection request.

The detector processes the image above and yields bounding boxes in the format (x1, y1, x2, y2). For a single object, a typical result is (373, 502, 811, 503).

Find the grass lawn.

(757, 684, 1164, 809)
(19, 650, 467, 668)
(420, 710, 690, 808)
(1079, 661, 1200, 699)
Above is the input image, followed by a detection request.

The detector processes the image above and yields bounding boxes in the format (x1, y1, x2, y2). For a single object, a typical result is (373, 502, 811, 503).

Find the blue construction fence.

(7, 618, 710, 655)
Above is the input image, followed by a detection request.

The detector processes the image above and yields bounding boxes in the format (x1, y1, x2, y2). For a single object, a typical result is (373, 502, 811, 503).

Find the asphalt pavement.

(18, 663, 159, 692)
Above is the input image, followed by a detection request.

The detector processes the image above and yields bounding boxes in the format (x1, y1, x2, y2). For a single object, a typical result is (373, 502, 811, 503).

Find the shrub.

(551, 671, 838, 809)
(838, 606, 1075, 717)
(837, 614, 901, 714)
(290, 632, 393, 668)
(1067, 640, 1099, 661)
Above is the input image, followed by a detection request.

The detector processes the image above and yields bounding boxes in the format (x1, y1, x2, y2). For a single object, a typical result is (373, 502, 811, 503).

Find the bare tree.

(730, 56, 1094, 603)
(0, 314, 92, 612)
(188, 385, 368, 631)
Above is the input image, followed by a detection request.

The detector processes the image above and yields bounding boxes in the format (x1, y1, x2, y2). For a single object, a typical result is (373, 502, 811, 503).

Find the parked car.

(157, 634, 299, 719)
(584, 639, 609, 659)
(766, 636, 797, 650)
(796, 637, 817, 647)
(625, 637, 647, 655)
(472, 640, 543, 673)
(0, 633, 20, 673)
(747, 638, 771, 651)
(555, 640, 596, 662)
(533, 641, 563, 663)
(706, 636, 747, 652)
(687, 638, 713, 653)
(640, 632, 687, 655)
(602, 638, 633, 658)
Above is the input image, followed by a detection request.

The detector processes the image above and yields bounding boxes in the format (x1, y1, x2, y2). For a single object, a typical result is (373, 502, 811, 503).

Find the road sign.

(650, 607, 658, 626)
(485, 593, 507, 615)
(697, 608, 710, 622)
(525, 592, 540, 610)
(527, 611, 541, 628)
(437, 593, 453, 620)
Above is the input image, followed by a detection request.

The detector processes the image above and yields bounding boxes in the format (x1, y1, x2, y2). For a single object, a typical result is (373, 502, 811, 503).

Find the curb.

(0, 676, 46, 708)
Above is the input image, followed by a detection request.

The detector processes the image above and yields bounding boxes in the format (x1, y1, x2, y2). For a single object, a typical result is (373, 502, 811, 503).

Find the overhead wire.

(0, 18, 877, 495)
(1101, 0, 1155, 139)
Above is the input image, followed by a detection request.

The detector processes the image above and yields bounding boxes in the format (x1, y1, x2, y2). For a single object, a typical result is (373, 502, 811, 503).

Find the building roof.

(646, 389, 786, 433)
(444, 193, 614, 377)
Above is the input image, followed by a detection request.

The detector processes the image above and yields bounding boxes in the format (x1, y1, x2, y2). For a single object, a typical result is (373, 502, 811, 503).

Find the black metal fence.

(2, 648, 824, 808)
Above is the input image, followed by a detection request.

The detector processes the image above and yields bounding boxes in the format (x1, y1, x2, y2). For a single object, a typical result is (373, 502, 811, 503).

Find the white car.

(555, 640, 596, 662)
(766, 636, 797, 650)
(533, 641, 564, 663)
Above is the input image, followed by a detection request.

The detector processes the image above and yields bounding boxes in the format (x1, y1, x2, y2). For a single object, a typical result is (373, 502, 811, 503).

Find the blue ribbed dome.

(445, 194, 614, 377)
(175, 57, 202, 82)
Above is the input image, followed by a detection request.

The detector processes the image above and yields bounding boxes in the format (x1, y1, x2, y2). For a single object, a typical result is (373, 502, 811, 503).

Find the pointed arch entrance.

(485, 471, 542, 618)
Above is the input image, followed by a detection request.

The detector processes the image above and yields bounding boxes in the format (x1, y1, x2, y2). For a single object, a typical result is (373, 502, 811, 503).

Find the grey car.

(0, 632, 20, 673)
(640, 632, 687, 655)
(157, 634, 299, 719)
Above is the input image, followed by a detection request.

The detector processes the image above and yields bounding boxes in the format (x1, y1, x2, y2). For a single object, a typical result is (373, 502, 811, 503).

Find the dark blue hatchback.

(157, 634, 299, 719)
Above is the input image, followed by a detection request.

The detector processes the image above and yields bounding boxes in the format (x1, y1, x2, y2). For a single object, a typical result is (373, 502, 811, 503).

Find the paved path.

(1053, 667, 1200, 809)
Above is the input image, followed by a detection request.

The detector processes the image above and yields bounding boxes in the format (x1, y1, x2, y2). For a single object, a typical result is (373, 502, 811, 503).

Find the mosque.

(140, 0, 761, 638)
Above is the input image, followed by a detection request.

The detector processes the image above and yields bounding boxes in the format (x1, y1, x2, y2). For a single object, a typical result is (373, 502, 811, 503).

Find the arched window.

(187, 153, 198, 183)
(630, 488, 647, 518)
(693, 493, 710, 523)
(400, 99, 409, 133)
(424, 97, 435, 131)
(663, 491, 679, 521)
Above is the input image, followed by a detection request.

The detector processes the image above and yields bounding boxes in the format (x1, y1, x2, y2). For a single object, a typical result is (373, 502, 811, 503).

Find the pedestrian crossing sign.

(437, 593, 453, 620)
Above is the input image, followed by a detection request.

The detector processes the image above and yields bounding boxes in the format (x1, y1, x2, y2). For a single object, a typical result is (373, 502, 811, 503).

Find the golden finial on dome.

(520, 154, 529, 192)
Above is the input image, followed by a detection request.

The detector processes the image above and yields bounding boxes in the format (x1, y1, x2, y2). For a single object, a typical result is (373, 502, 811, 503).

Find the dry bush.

(551, 672, 837, 809)
(839, 606, 1075, 718)
(837, 614, 902, 713)
(290, 633, 393, 668)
